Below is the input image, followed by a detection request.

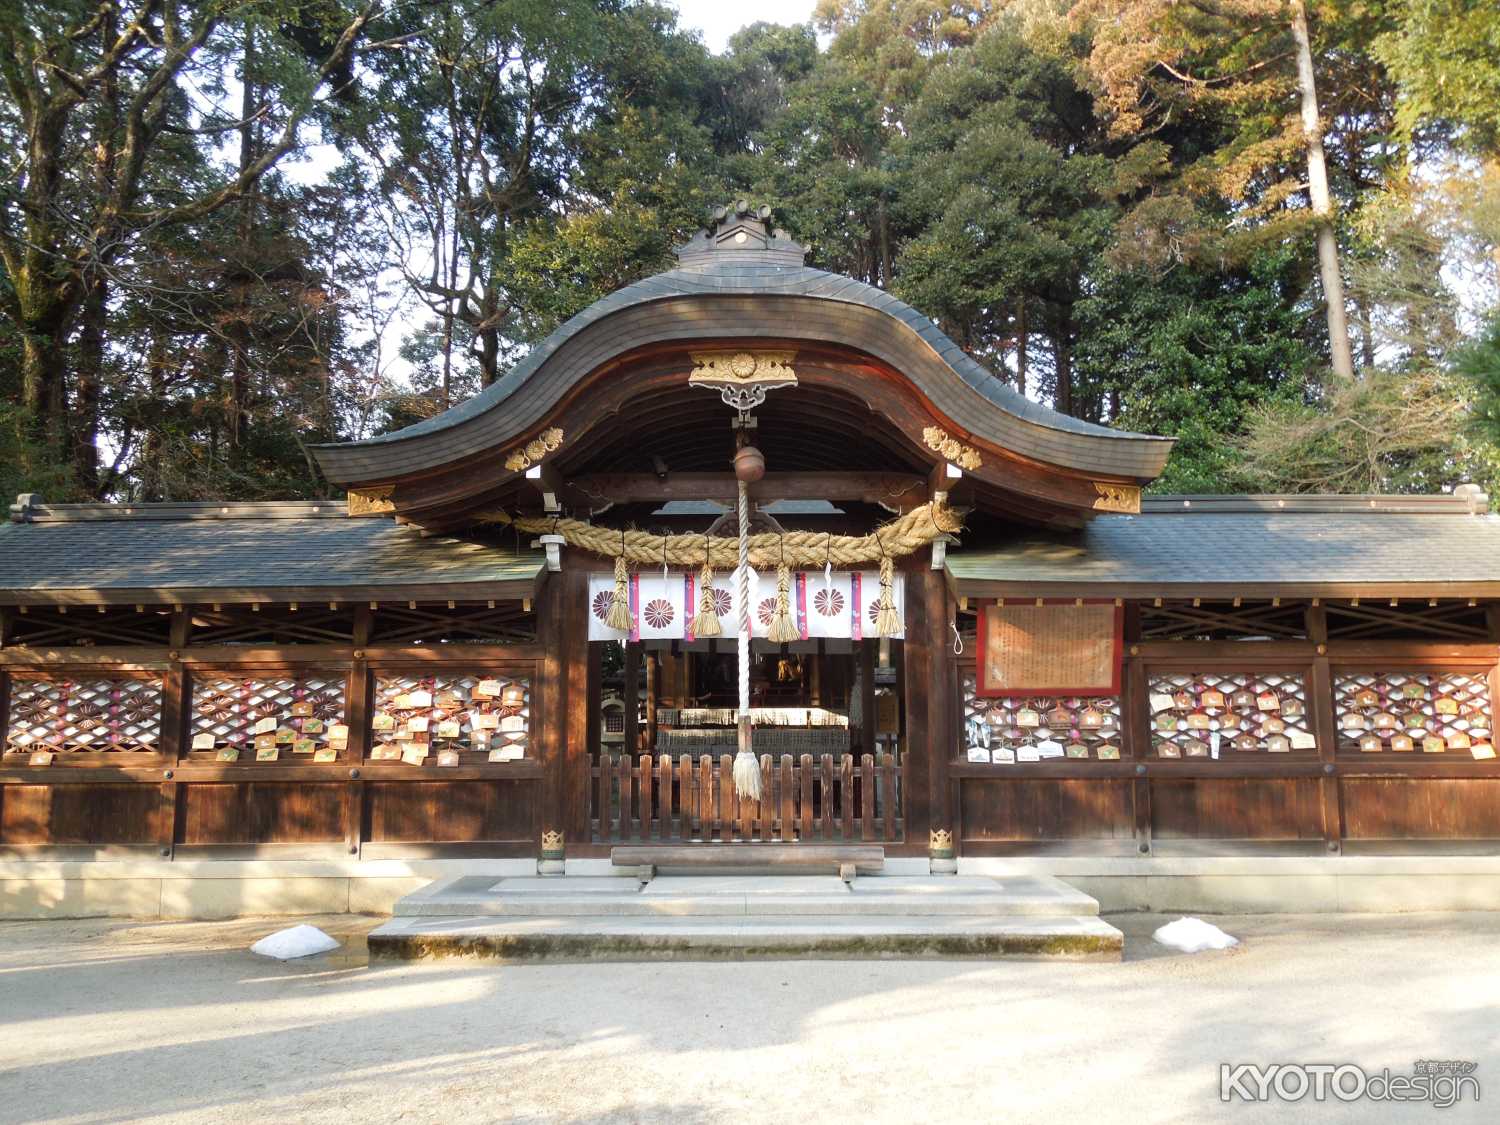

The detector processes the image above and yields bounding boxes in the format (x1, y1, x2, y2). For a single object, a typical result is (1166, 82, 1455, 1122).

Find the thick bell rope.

(731, 478, 762, 801)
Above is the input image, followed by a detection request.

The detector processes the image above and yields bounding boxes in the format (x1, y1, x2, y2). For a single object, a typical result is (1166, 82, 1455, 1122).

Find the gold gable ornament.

(688, 350, 797, 412)
(1092, 482, 1141, 514)
(347, 485, 395, 516)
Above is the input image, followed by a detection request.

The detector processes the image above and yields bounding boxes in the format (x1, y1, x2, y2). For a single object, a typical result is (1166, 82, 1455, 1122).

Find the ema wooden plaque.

(977, 602, 1122, 697)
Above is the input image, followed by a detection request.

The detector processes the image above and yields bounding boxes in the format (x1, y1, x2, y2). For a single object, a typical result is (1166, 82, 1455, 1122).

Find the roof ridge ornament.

(674, 200, 807, 267)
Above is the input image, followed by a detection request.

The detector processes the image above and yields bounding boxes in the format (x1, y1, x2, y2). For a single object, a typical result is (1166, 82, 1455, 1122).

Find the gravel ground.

(0, 912, 1495, 1124)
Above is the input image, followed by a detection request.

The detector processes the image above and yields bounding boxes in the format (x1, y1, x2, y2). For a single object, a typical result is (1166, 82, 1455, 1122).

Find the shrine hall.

(3, 204, 1500, 923)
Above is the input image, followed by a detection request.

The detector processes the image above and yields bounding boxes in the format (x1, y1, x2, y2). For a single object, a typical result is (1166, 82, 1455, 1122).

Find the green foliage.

(1455, 312, 1500, 446)
(1374, 0, 1500, 152)
(0, 403, 79, 502)
(1239, 367, 1497, 496)
(1076, 250, 1317, 492)
(1, 0, 1497, 507)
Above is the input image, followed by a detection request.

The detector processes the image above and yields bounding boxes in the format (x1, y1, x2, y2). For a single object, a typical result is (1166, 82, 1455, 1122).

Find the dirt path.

(0, 912, 1494, 1124)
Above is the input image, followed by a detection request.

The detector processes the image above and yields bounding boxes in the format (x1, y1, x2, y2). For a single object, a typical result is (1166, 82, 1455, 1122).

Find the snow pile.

(250, 924, 341, 960)
(1152, 916, 1239, 953)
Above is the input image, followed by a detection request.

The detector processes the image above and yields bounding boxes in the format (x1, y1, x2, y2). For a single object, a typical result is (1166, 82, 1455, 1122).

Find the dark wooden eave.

(311, 212, 1172, 532)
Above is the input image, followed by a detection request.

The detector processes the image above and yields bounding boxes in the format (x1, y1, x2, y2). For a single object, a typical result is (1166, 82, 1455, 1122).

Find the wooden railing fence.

(591, 752, 906, 843)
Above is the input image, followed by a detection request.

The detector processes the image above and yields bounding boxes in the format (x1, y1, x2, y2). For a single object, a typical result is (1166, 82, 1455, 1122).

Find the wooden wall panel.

(366, 780, 535, 843)
(1150, 779, 1323, 839)
(959, 779, 1133, 841)
(0, 784, 158, 845)
(177, 783, 345, 845)
(1343, 779, 1500, 839)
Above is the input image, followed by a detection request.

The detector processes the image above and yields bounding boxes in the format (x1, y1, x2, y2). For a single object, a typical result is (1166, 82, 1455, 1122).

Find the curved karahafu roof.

(313, 206, 1173, 495)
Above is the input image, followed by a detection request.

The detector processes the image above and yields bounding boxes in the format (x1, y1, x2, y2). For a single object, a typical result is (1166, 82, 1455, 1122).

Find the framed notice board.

(976, 600, 1123, 697)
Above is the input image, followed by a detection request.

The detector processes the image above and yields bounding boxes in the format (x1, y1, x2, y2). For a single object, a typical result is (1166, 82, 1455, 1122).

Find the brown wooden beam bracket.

(565, 471, 927, 509)
(526, 462, 565, 514)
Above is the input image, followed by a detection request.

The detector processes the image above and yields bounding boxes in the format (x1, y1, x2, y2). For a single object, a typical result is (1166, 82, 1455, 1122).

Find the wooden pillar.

(155, 607, 193, 859)
(858, 640, 876, 756)
(904, 558, 952, 849)
(0, 669, 10, 755)
(536, 568, 566, 850)
(644, 653, 658, 749)
(587, 643, 602, 758)
(1122, 603, 1152, 855)
(623, 642, 641, 753)
(1486, 607, 1500, 739)
(1307, 602, 1342, 854)
(902, 562, 932, 847)
(345, 605, 372, 857)
(560, 563, 592, 846)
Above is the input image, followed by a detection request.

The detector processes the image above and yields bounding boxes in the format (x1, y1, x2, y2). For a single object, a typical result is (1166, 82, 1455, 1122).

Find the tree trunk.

(1289, 0, 1355, 380)
(139, 330, 169, 501)
(229, 21, 259, 451)
(1053, 317, 1073, 416)
(18, 298, 72, 454)
(478, 325, 501, 388)
(1015, 302, 1028, 397)
(877, 196, 893, 289)
(74, 278, 106, 496)
(1355, 294, 1376, 369)
(73, 2, 119, 498)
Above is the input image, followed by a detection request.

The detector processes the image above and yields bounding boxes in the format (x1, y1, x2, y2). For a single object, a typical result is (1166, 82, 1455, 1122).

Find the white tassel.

(733, 747, 762, 802)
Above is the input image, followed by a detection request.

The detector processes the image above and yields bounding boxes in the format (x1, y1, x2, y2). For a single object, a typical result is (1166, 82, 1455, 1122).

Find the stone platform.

(367, 874, 1123, 962)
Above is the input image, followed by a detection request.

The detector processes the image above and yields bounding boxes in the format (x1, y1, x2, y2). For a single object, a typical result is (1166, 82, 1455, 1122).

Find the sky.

(673, 0, 817, 51)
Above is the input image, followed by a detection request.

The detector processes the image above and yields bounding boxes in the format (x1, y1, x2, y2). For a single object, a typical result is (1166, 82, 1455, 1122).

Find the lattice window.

(958, 671, 1123, 763)
(367, 604, 537, 645)
(1140, 601, 1307, 641)
(370, 671, 531, 765)
(188, 605, 357, 645)
(1324, 601, 1490, 641)
(190, 674, 349, 763)
(3, 677, 163, 754)
(1148, 670, 1316, 758)
(1333, 671, 1494, 758)
(2, 606, 175, 647)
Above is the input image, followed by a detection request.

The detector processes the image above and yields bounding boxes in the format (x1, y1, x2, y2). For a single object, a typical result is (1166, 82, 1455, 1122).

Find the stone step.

(390, 874, 1101, 919)
(367, 912, 1123, 962)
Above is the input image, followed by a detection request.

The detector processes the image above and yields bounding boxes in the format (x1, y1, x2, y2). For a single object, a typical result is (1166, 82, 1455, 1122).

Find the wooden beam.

(566, 472, 926, 508)
(526, 462, 565, 513)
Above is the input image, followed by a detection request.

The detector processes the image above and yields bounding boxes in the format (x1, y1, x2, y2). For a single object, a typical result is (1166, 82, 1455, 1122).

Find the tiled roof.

(0, 503, 543, 604)
(947, 502, 1500, 597)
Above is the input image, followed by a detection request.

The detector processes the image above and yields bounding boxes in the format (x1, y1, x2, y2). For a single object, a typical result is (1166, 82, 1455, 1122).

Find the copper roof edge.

(8, 497, 352, 523)
(10, 489, 1489, 525)
(1136, 491, 1490, 516)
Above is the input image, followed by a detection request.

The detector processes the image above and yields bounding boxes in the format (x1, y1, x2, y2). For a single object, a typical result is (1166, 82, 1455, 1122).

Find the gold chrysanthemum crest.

(504, 427, 565, 473)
